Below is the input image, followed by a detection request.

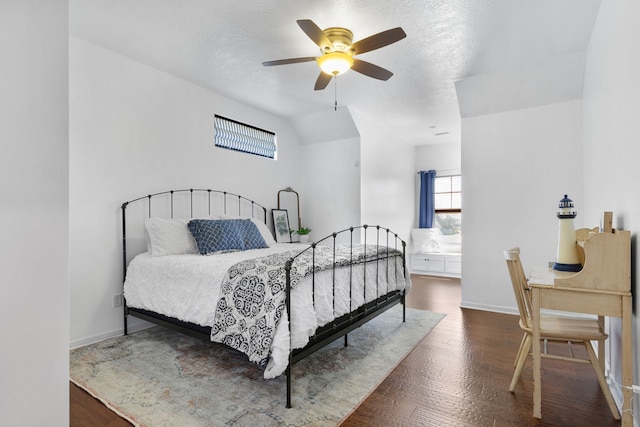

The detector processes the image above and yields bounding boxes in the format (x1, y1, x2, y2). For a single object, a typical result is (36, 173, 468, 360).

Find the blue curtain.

(419, 170, 436, 228)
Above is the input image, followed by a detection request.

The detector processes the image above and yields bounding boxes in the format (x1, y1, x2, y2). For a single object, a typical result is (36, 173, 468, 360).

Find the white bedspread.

(124, 243, 410, 378)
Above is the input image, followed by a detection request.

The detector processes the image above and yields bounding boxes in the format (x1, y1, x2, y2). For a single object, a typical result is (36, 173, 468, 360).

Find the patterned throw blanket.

(210, 244, 402, 366)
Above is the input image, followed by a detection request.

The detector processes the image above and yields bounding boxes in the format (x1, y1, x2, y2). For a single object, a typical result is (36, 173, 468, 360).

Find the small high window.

(214, 115, 277, 159)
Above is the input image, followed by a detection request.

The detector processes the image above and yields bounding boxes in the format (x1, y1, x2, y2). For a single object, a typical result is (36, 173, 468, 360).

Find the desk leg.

(532, 287, 542, 419)
(622, 295, 633, 427)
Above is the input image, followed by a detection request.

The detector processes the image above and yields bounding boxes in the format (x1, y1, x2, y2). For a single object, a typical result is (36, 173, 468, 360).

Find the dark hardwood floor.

(70, 275, 621, 426)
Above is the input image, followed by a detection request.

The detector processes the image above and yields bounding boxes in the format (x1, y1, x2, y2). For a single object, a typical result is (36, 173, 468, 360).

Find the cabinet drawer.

(410, 252, 461, 277)
(445, 256, 462, 274)
(411, 254, 445, 272)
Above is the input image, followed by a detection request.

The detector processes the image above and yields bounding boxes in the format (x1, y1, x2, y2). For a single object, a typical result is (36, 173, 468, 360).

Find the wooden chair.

(503, 248, 620, 420)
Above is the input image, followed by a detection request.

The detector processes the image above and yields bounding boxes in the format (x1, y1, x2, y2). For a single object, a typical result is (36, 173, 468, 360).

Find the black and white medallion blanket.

(210, 243, 403, 370)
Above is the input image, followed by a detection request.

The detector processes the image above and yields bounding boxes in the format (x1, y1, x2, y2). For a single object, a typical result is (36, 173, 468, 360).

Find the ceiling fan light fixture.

(262, 20, 406, 91)
(317, 52, 354, 76)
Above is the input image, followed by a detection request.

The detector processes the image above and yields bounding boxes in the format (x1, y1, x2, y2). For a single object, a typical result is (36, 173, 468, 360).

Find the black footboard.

(283, 224, 407, 408)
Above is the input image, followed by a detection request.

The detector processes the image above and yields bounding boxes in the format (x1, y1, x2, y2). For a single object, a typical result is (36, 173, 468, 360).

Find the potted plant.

(293, 227, 312, 243)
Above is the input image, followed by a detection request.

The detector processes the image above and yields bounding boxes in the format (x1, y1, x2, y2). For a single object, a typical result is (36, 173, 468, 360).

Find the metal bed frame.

(121, 188, 407, 408)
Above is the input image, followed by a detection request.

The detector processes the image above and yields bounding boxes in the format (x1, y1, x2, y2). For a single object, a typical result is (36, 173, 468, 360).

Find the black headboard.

(120, 188, 268, 281)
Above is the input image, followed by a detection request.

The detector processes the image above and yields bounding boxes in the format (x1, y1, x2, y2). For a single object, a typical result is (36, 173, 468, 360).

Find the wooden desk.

(529, 267, 633, 425)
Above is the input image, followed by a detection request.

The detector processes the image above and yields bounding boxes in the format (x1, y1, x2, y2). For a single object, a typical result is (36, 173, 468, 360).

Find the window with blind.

(434, 175, 461, 212)
(434, 175, 461, 237)
(214, 115, 277, 159)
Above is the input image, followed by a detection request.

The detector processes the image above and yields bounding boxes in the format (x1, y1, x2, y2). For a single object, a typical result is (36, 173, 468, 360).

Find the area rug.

(70, 306, 444, 427)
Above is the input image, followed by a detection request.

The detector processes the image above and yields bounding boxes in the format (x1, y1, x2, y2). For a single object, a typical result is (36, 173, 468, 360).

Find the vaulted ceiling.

(69, 0, 601, 146)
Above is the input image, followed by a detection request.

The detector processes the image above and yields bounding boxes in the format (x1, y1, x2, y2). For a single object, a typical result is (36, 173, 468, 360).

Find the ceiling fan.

(262, 19, 407, 91)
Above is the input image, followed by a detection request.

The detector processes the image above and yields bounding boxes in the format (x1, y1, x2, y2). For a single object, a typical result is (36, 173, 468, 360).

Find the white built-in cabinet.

(410, 252, 461, 278)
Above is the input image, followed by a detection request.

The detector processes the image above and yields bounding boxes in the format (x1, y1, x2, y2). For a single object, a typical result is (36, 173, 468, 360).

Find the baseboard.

(459, 300, 519, 316)
(410, 271, 461, 278)
(70, 317, 155, 350)
(70, 328, 122, 350)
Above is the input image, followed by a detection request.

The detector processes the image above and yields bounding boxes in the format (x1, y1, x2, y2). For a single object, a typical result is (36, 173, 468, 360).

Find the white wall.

(415, 142, 461, 174)
(69, 38, 305, 346)
(460, 101, 583, 313)
(0, 1, 70, 425)
(301, 137, 361, 241)
(456, 0, 640, 413)
(354, 110, 416, 243)
(582, 0, 640, 410)
(69, 38, 362, 346)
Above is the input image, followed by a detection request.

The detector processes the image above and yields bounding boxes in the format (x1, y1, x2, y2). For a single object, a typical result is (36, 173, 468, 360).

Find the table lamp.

(553, 194, 582, 272)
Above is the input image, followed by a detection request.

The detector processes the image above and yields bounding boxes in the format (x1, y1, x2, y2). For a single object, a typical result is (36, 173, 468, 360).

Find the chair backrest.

(503, 248, 532, 329)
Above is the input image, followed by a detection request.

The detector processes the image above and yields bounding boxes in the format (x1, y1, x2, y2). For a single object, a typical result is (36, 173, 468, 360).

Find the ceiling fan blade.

(297, 19, 333, 51)
(351, 59, 394, 81)
(350, 27, 407, 55)
(314, 72, 332, 91)
(262, 57, 316, 67)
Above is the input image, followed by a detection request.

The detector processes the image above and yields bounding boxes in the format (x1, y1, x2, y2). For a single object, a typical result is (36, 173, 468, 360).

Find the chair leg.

(510, 334, 532, 392)
(514, 333, 527, 368)
(597, 338, 605, 375)
(584, 341, 620, 420)
(597, 316, 606, 374)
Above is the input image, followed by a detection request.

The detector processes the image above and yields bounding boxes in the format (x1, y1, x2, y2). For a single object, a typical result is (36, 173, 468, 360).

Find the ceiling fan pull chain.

(334, 74, 338, 111)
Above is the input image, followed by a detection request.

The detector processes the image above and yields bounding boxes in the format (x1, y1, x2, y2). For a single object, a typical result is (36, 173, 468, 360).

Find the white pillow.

(438, 234, 462, 253)
(411, 228, 441, 253)
(250, 218, 277, 246)
(145, 218, 199, 256)
(211, 214, 276, 246)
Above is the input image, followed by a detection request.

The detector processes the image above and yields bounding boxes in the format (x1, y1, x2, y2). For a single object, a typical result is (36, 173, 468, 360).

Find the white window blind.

(434, 175, 461, 211)
(214, 115, 277, 159)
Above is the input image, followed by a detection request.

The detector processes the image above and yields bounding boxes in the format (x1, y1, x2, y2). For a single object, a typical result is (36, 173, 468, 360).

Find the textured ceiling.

(69, 0, 601, 146)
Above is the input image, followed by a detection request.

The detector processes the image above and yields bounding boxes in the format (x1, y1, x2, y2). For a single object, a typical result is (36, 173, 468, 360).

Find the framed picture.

(272, 209, 291, 243)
